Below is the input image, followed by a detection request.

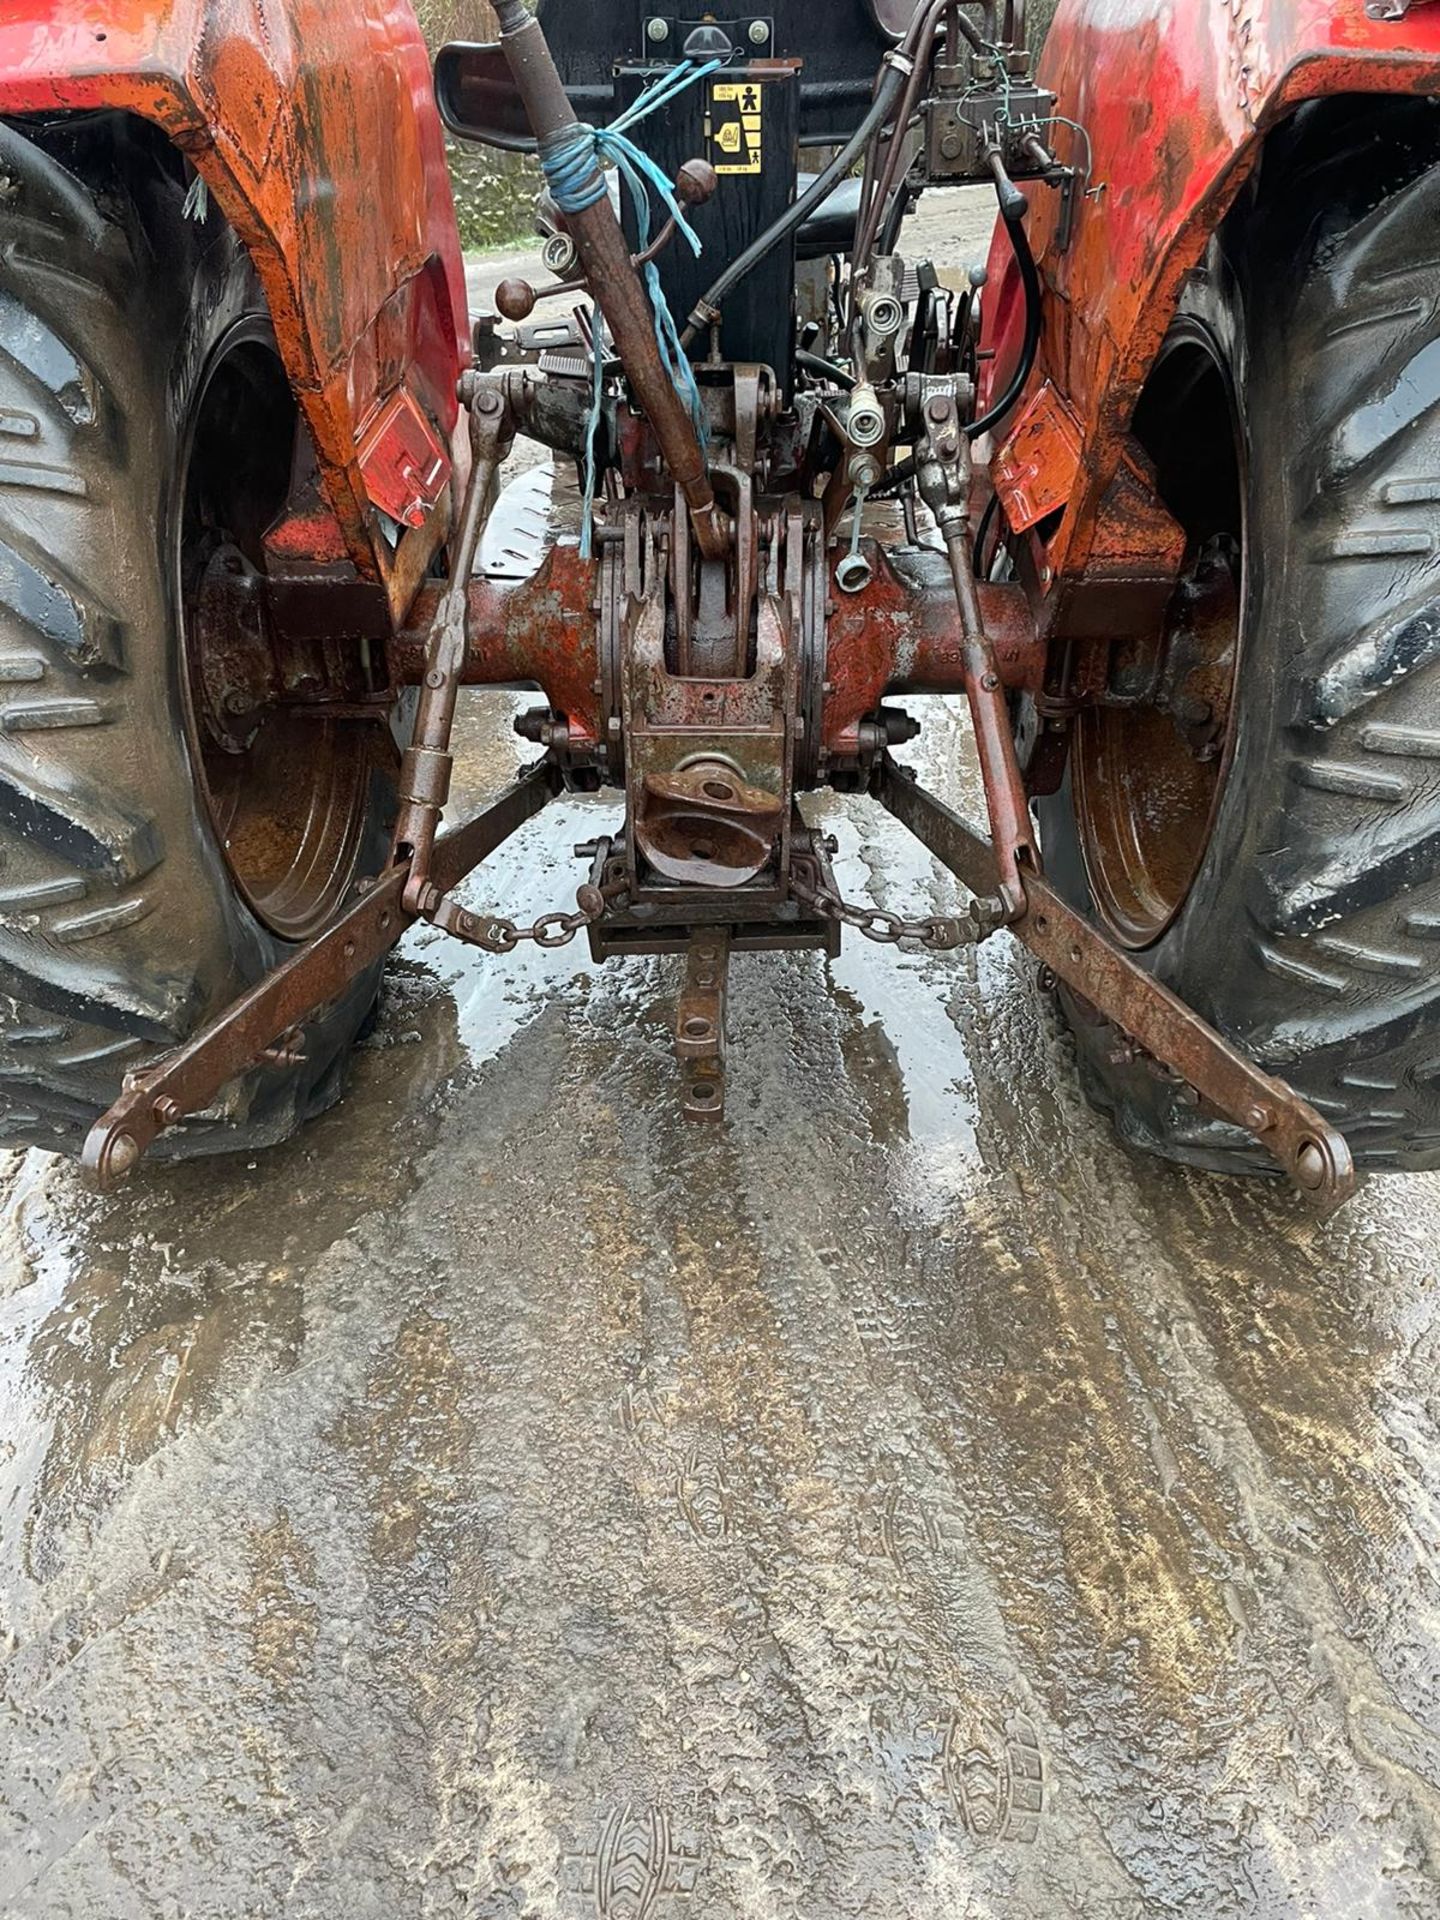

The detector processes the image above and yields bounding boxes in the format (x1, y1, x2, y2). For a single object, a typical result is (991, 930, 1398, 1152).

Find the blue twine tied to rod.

(539, 57, 725, 556)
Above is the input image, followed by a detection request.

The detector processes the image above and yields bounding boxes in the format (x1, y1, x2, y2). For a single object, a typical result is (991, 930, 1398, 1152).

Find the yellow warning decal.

(708, 81, 763, 176)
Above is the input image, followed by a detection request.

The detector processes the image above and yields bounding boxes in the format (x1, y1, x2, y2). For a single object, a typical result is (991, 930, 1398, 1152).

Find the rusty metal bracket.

(81, 761, 560, 1189)
(676, 929, 731, 1121)
(876, 758, 1356, 1211)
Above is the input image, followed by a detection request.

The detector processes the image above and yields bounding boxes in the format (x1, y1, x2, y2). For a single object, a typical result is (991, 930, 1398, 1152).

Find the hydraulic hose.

(966, 157, 1042, 444)
(972, 487, 1001, 573)
(796, 349, 856, 390)
(679, 59, 909, 350)
(851, 0, 984, 309)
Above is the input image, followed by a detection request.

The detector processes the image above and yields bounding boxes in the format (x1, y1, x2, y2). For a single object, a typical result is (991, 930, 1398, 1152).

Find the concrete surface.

(3, 191, 1440, 1920)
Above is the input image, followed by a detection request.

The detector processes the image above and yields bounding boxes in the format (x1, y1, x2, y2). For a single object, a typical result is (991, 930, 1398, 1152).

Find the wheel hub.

(178, 333, 390, 945)
(1074, 535, 1242, 950)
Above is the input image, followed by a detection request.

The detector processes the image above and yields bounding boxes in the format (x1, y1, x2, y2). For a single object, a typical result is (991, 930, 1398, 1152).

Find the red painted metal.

(990, 382, 1083, 536)
(820, 552, 1041, 757)
(393, 548, 607, 749)
(980, 0, 1440, 592)
(391, 544, 1041, 763)
(0, 0, 470, 618)
(357, 387, 452, 531)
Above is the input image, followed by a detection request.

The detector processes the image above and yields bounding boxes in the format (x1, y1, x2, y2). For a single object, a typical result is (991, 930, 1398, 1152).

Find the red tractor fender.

(981, 0, 1440, 611)
(0, 1, 470, 619)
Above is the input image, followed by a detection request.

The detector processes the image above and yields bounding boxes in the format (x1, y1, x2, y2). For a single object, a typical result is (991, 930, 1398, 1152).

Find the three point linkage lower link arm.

(80, 376, 566, 1189)
(886, 400, 1355, 1211)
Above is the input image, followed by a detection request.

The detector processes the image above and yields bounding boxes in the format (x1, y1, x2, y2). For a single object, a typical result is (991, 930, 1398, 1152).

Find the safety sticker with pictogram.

(708, 81, 763, 175)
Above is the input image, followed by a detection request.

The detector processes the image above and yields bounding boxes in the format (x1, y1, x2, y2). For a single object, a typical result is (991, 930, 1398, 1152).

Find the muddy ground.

(3, 192, 1440, 1920)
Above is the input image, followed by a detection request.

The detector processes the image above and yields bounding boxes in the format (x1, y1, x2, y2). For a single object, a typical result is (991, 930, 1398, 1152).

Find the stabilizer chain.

(426, 870, 630, 954)
(789, 855, 1005, 951)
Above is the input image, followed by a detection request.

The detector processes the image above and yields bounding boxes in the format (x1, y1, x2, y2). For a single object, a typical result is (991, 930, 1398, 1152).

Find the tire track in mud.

(387, 933, 1143, 1919)
(909, 909, 1440, 1918)
(0, 714, 1437, 1915)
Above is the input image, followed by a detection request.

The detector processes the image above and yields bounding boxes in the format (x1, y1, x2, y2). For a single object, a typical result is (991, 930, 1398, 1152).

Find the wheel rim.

(179, 328, 385, 944)
(1074, 324, 1245, 950)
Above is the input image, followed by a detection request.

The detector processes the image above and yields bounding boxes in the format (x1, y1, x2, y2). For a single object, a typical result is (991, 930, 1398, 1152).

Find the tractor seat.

(796, 173, 863, 258)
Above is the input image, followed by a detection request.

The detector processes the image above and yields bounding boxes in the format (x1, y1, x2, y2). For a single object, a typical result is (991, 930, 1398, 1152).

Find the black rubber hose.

(967, 175, 1042, 443)
(877, 176, 913, 257)
(796, 350, 856, 389)
(869, 454, 919, 500)
(972, 488, 1001, 573)
(680, 61, 908, 349)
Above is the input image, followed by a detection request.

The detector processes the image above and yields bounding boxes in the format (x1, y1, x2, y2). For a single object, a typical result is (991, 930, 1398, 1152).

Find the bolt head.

(748, 17, 770, 44)
(647, 15, 670, 41)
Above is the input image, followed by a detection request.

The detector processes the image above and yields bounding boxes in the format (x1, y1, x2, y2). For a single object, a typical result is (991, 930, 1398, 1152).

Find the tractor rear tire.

(0, 120, 397, 1162)
(1040, 102, 1440, 1178)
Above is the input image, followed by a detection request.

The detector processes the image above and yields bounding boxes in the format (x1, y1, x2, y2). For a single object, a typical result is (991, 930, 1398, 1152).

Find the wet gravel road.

(3, 193, 1440, 1919)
